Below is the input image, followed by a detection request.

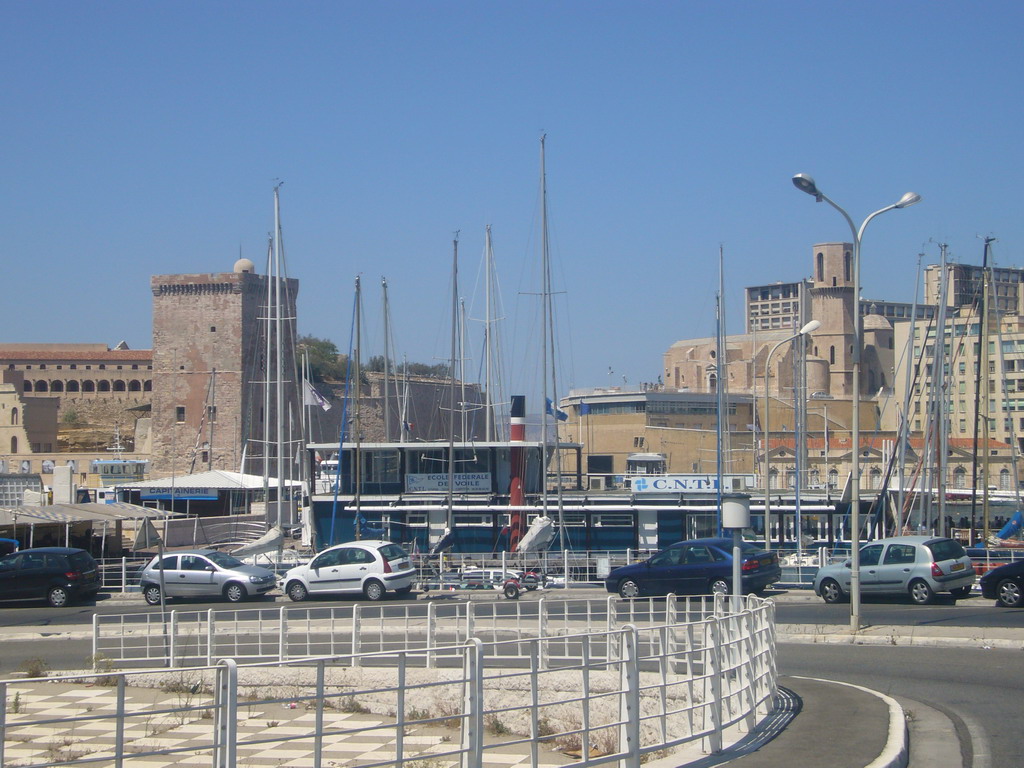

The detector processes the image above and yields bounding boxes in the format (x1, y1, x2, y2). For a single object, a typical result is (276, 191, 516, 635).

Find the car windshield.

(378, 543, 409, 562)
(206, 551, 244, 569)
(927, 539, 966, 562)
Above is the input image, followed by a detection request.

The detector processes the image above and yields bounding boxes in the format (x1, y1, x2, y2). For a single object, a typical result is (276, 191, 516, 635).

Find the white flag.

(303, 380, 332, 411)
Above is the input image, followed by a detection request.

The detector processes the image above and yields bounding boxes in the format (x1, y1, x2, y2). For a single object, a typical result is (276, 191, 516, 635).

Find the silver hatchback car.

(139, 549, 277, 604)
(813, 535, 974, 605)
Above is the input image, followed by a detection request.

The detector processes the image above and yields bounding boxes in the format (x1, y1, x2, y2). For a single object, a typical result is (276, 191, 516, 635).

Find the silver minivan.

(813, 535, 974, 605)
(139, 549, 277, 604)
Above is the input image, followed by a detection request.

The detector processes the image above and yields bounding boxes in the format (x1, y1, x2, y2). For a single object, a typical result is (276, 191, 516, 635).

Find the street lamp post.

(763, 319, 821, 553)
(792, 173, 921, 632)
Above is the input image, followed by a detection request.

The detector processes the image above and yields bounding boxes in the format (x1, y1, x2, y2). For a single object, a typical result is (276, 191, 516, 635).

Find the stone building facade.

(149, 260, 299, 477)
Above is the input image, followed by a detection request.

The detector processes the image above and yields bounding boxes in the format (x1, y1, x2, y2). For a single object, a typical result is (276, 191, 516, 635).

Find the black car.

(604, 538, 781, 598)
(979, 558, 1024, 607)
(0, 547, 101, 607)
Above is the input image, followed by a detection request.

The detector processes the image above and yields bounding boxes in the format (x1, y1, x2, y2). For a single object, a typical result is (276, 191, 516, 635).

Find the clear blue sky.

(3, 2, 1022, 403)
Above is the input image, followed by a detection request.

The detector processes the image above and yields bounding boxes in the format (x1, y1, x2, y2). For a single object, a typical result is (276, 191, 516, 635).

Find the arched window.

(786, 469, 796, 489)
(11, 408, 18, 425)
(768, 468, 779, 490)
(51, 380, 64, 392)
(98, 381, 111, 392)
(10, 437, 17, 453)
(1000, 468, 1011, 490)
(708, 373, 717, 392)
(82, 380, 95, 393)
(869, 467, 882, 489)
(810, 469, 820, 488)
(34, 380, 48, 392)
(67, 381, 80, 392)
(828, 469, 839, 489)
(816, 252, 824, 282)
(22, 381, 30, 392)
(128, 380, 142, 392)
(952, 466, 966, 489)
(144, 380, 152, 392)
(844, 251, 852, 282)
(113, 380, 126, 392)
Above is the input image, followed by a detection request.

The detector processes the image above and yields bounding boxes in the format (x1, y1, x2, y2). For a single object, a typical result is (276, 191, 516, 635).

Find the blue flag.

(546, 398, 569, 421)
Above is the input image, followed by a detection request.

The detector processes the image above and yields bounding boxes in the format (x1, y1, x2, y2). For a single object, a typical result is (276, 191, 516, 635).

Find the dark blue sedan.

(604, 538, 781, 598)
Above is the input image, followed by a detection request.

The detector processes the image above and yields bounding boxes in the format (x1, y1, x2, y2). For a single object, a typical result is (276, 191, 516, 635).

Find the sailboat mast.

(715, 246, 725, 535)
(382, 277, 392, 442)
(354, 276, 363, 538)
(447, 235, 459, 530)
(273, 185, 286, 531)
(970, 238, 993, 533)
(262, 234, 273, 512)
(484, 225, 494, 442)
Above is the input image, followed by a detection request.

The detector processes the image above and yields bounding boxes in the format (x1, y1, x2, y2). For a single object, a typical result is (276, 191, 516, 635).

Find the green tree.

(298, 335, 345, 382)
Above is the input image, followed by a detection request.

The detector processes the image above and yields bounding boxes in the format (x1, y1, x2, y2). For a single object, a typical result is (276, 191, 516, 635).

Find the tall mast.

(273, 185, 285, 531)
(539, 135, 566, 550)
(382, 277, 392, 442)
(715, 246, 725, 534)
(484, 226, 494, 442)
(970, 238, 994, 533)
(353, 276, 363, 538)
(447, 234, 459, 530)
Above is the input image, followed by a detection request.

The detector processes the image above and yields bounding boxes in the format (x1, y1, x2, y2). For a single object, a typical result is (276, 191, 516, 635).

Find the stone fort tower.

(149, 259, 299, 477)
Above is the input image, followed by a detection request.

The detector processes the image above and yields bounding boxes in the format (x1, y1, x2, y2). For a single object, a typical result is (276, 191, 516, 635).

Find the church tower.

(808, 242, 857, 396)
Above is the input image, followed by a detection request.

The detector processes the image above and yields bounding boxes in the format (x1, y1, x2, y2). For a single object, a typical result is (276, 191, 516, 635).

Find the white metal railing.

(7, 596, 777, 768)
(92, 595, 739, 668)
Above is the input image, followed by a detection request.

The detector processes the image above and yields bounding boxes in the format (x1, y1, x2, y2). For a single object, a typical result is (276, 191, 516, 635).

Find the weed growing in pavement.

(19, 657, 49, 678)
(9, 691, 22, 714)
(485, 713, 511, 735)
(338, 697, 371, 714)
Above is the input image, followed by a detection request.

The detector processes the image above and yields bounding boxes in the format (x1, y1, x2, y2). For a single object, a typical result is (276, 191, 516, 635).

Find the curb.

(791, 676, 908, 768)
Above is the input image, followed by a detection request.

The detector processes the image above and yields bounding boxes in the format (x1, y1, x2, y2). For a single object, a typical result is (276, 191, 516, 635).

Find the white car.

(280, 540, 416, 601)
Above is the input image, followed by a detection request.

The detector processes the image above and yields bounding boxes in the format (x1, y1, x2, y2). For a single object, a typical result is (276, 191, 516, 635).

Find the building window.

(10, 437, 17, 453)
(176, 406, 186, 423)
(11, 408, 18, 425)
(633, 436, 644, 448)
(208, 405, 217, 423)
(816, 252, 824, 282)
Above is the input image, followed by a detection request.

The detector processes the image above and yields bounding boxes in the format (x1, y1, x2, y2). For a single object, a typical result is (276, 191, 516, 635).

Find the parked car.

(0, 547, 101, 607)
(604, 538, 781, 599)
(979, 558, 1024, 607)
(139, 549, 277, 605)
(281, 540, 416, 601)
(813, 536, 974, 605)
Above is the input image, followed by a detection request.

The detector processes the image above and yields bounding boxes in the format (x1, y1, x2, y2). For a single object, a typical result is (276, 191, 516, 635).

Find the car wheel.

(819, 578, 845, 604)
(47, 586, 70, 608)
(363, 579, 385, 601)
(143, 585, 162, 606)
(287, 581, 308, 602)
(709, 578, 730, 596)
(503, 582, 521, 600)
(909, 579, 935, 605)
(618, 579, 641, 599)
(950, 586, 973, 599)
(996, 578, 1023, 608)
(223, 582, 246, 603)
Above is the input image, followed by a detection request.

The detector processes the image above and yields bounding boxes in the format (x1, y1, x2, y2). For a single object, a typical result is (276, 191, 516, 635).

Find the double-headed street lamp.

(792, 173, 921, 632)
(762, 319, 821, 553)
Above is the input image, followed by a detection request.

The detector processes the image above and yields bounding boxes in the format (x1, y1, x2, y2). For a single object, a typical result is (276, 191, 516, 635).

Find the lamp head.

(894, 192, 922, 209)
(792, 173, 821, 199)
(799, 319, 822, 335)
